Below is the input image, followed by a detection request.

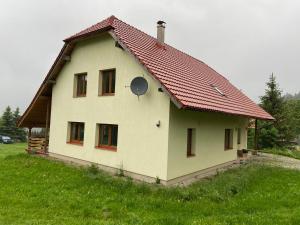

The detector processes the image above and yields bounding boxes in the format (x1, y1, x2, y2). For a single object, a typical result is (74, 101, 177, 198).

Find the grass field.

(1, 144, 300, 225)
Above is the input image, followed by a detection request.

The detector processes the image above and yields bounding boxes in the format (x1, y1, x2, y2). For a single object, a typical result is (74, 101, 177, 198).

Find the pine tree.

(12, 107, 27, 141)
(0, 106, 15, 137)
(258, 74, 295, 147)
(260, 73, 285, 124)
(284, 99, 300, 140)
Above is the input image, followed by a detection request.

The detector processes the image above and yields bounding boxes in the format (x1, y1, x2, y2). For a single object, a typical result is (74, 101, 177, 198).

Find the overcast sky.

(0, 0, 299, 113)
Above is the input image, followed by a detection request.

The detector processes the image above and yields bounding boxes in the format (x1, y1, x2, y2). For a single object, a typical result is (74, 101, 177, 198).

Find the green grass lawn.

(1, 144, 300, 225)
(0, 142, 26, 158)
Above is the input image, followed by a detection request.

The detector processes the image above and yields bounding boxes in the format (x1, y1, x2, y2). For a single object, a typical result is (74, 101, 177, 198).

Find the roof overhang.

(183, 105, 274, 121)
(64, 26, 114, 43)
(18, 43, 75, 127)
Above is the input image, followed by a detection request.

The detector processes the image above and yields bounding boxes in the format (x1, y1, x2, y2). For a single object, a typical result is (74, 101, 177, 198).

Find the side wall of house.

(167, 103, 248, 180)
(49, 33, 170, 180)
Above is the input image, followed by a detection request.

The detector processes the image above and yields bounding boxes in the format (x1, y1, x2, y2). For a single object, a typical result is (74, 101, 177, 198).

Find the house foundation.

(49, 152, 238, 186)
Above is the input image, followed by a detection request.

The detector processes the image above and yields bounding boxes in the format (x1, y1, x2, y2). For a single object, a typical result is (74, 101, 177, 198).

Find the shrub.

(155, 176, 161, 184)
(87, 164, 99, 175)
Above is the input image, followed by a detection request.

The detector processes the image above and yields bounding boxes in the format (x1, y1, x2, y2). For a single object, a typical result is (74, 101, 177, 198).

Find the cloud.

(0, 0, 299, 113)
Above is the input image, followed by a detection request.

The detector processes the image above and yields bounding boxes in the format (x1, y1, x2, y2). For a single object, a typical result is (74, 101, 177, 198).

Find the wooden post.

(28, 127, 32, 152)
(44, 99, 50, 153)
(254, 119, 258, 150)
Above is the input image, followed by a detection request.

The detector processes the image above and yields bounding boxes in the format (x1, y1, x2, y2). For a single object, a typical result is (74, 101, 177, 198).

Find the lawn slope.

(1, 144, 300, 225)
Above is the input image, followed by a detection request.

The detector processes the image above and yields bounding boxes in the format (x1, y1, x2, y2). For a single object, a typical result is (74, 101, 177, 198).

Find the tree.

(258, 74, 284, 148)
(260, 73, 285, 129)
(258, 126, 279, 148)
(0, 106, 27, 141)
(284, 91, 300, 100)
(284, 99, 300, 139)
(0, 106, 15, 137)
(12, 107, 27, 141)
(257, 74, 299, 148)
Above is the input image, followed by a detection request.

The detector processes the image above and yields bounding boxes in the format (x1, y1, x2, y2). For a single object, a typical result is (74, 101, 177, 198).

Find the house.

(18, 16, 273, 185)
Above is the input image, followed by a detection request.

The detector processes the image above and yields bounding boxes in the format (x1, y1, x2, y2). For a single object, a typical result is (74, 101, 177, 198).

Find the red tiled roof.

(65, 15, 273, 120)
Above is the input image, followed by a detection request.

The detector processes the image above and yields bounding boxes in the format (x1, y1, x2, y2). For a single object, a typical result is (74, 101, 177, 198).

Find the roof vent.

(211, 84, 226, 97)
(157, 21, 166, 45)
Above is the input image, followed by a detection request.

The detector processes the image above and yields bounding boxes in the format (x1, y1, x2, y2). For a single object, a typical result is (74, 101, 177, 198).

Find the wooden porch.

(19, 96, 51, 155)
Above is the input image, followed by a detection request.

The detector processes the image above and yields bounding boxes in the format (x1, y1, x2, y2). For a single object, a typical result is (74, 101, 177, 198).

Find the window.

(187, 128, 196, 157)
(224, 129, 233, 150)
(237, 128, 241, 145)
(100, 69, 116, 95)
(97, 124, 118, 151)
(69, 122, 85, 145)
(74, 73, 87, 97)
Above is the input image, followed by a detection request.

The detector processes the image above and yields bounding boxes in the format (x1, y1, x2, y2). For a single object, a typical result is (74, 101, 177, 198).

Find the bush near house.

(1, 144, 300, 225)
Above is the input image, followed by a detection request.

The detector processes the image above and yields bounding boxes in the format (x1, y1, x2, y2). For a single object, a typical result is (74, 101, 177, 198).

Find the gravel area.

(175, 153, 300, 186)
(250, 152, 300, 170)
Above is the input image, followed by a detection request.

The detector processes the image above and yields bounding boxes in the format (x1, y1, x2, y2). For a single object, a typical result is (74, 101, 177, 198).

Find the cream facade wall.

(167, 103, 248, 180)
(49, 33, 170, 180)
(49, 32, 250, 183)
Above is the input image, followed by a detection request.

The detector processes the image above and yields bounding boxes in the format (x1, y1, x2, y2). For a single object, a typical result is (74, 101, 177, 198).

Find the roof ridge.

(113, 16, 158, 41)
(107, 15, 117, 26)
(64, 15, 117, 42)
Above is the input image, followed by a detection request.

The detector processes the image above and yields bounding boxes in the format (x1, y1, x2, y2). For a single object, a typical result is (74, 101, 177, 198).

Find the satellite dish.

(130, 77, 148, 97)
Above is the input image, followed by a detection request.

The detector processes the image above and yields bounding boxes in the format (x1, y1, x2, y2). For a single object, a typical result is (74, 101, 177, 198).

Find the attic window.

(99, 69, 116, 96)
(211, 84, 226, 97)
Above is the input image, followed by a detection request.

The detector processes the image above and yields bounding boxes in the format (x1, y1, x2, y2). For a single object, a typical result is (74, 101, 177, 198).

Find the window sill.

(224, 148, 233, 151)
(73, 95, 86, 98)
(67, 141, 83, 146)
(95, 145, 117, 152)
(187, 154, 195, 158)
(99, 93, 115, 96)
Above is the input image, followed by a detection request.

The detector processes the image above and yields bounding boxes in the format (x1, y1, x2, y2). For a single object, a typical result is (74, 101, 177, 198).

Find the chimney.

(157, 20, 166, 45)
